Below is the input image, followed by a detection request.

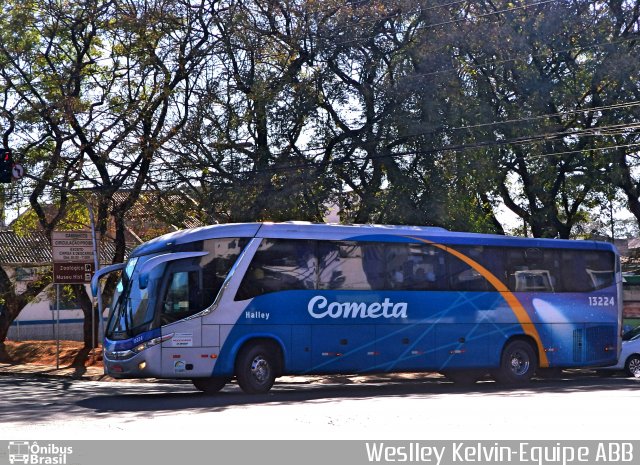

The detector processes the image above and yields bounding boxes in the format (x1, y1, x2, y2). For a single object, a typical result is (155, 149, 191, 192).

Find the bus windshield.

(106, 255, 163, 340)
(105, 237, 249, 340)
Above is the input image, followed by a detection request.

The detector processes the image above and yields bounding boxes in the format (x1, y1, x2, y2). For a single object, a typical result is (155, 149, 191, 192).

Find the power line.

(321, 0, 556, 48)
(526, 142, 640, 160)
(151, 121, 640, 182)
(239, 100, 640, 157)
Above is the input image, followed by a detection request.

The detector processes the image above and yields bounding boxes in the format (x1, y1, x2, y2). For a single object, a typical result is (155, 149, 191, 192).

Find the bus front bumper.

(104, 344, 163, 378)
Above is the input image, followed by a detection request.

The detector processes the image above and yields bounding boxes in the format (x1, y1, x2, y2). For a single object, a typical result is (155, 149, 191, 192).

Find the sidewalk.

(0, 362, 110, 381)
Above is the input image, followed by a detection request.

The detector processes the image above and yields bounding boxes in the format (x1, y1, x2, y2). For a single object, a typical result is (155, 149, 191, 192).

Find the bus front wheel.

(192, 376, 230, 394)
(494, 340, 537, 385)
(235, 343, 277, 394)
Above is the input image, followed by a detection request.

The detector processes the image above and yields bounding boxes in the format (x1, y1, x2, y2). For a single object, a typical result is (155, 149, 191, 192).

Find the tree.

(0, 0, 216, 348)
(158, 0, 337, 223)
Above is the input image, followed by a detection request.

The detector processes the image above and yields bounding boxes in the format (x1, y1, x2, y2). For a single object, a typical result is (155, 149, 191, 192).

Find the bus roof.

(131, 222, 618, 257)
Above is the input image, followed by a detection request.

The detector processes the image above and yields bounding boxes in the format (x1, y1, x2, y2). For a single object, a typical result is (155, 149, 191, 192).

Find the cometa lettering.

(308, 296, 408, 319)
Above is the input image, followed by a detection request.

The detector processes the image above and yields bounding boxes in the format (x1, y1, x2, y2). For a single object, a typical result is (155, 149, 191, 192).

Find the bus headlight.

(132, 333, 174, 354)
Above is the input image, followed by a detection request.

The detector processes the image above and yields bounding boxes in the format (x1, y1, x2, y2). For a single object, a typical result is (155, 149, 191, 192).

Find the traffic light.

(0, 148, 13, 183)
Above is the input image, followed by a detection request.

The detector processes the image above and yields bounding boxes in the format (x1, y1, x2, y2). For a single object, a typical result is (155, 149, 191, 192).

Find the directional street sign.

(51, 231, 98, 284)
(53, 262, 95, 284)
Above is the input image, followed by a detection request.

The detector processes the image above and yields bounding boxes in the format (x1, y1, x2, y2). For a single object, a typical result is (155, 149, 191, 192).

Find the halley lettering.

(308, 296, 408, 319)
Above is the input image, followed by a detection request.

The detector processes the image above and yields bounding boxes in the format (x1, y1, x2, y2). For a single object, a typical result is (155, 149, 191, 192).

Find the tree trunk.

(72, 284, 98, 349)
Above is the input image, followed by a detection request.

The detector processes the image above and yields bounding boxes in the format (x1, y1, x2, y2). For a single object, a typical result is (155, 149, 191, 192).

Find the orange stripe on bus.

(409, 237, 550, 367)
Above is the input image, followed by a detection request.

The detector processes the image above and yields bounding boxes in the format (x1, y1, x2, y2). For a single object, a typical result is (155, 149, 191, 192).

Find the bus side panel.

(518, 290, 619, 367)
(430, 292, 521, 370)
(308, 324, 376, 374)
(289, 324, 312, 372)
(435, 324, 493, 369)
(373, 324, 435, 372)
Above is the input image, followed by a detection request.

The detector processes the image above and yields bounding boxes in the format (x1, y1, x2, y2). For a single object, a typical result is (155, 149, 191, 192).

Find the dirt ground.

(3, 340, 103, 367)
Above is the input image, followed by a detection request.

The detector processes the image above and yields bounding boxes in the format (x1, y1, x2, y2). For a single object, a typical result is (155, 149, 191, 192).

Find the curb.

(0, 363, 110, 381)
(0, 363, 191, 384)
(0, 363, 441, 385)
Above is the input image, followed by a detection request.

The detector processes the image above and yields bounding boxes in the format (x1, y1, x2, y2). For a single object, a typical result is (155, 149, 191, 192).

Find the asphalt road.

(1, 373, 638, 440)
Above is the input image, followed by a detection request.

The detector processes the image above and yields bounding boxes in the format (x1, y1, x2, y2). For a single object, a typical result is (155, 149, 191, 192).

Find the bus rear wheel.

(493, 340, 537, 385)
(625, 354, 640, 378)
(192, 377, 230, 394)
(235, 343, 278, 394)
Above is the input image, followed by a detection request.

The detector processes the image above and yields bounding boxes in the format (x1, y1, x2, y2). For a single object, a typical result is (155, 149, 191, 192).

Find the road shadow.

(75, 373, 640, 416)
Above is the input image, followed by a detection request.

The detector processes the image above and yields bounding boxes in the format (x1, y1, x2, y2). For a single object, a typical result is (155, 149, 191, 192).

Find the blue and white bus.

(96, 222, 622, 393)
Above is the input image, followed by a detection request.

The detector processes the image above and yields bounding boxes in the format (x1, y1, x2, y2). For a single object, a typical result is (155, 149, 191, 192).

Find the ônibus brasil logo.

(307, 296, 408, 319)
(8, 441, 73, 465)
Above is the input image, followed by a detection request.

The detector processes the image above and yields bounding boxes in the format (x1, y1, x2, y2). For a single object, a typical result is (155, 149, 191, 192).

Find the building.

(0, 190, 205, 341)
(0, 230, 119, 340)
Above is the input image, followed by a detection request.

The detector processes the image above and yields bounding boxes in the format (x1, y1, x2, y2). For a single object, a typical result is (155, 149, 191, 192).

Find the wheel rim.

(508, 350, 530, 376)
(629, 357, 640, 378)
(250, 355, 271, 384)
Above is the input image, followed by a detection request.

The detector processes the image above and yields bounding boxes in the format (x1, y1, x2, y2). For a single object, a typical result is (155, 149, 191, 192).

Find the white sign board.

(51, 231, 97, 263)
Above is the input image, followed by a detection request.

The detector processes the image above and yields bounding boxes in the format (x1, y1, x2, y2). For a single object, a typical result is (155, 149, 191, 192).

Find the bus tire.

(235, 343, 277, 394)
(494, 339, 537, 385)
(192, 377, 230, 394)
(624, 354, 640, 378)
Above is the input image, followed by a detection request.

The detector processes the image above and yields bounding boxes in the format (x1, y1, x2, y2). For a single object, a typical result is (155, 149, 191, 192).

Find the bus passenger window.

(560, 250, 615, 292)
(200, 238, 248, 306)
(318, 242, 385, 290)
(447, 245, 499, 291)
(506, 247, 559, 292)
(235, 239, 317, 300)
(386, 244, 447, 290)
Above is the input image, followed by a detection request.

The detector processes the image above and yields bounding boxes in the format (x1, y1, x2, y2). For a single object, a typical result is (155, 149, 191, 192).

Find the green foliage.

(1, 0, 639, 242)
(11, 197, 90, 236)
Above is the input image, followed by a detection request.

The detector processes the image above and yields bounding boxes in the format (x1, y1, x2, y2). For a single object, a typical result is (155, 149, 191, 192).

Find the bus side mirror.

(91, 263, 126, 297)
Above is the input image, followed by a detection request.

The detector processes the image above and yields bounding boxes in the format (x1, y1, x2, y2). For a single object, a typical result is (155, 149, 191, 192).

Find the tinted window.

(447, 245, 504, 291)
(386, 243, 448, 290)
(560, 250, 615, 292)
(318, 242, 385, 290)
(505, 247, 561, 292)
(623, 325, 640, 341)
(201, 237, 249, 304)
(236, 239, 317, 300)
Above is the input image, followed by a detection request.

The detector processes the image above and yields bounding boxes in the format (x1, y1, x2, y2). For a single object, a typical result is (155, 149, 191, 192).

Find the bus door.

(157, 261, 212, 378)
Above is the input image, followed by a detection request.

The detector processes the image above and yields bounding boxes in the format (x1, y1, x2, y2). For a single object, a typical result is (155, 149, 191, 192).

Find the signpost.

(53, 262, 95, 284)
(51, 231, 97, 283)
(16, 171, 105, 371)
(51, 230, 99, 367)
